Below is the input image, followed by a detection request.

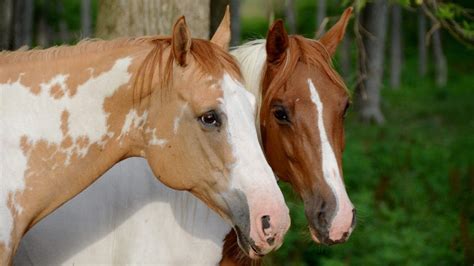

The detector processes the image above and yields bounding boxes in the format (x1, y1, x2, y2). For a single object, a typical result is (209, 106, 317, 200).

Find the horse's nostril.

(266, 236, 275, 246)
(261, 215, 271, 232)
(320, 200, 326, 211)
(342, 231, 349, 239)
(317, 211, 327, 227)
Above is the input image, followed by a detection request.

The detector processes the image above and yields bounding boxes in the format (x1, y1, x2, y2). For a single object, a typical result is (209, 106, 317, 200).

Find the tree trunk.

(355, 0, 389, 124)
(210, 0, 229, 38)
(0, 0, 13, 50)
(431, 27, 447, 87)
(390, 4, 402, 89)
(285, 0, 296, 34)
(35, 0, 51, 48)
(315, 0, 326, 37)
(12, 0, 34, 49)
(230, 0, 241, 46)
(81, 0, 92, 37)
(418, 7, 427, 77)
(57, 1, 70, 43)
(339, 33, 352, 83)
(266, 0, 275, 26)
(96, 0, 210, 39)
(36, 14, 51, 48)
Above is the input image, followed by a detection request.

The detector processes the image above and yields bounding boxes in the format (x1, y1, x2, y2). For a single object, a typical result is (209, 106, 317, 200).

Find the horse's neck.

(0, 44, 150, 253)
(15, 158, 231, 265)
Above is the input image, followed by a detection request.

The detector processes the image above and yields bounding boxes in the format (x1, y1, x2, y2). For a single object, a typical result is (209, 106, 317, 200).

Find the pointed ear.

(319, 7, 353, 56)
(266, 19, 289, 64)
(172, 16, 192, 66)
(211, 5, 231, 50)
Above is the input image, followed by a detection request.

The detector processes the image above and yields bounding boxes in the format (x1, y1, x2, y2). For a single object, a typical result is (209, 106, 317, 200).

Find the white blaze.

(307, 79, 353, 238)
(220, 73, 273, 192)
(220, 73, 288, 246)
(0, 57, 132, 246)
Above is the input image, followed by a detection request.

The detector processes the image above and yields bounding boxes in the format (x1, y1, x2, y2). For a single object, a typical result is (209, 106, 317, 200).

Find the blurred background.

(1, 0, 473, 265)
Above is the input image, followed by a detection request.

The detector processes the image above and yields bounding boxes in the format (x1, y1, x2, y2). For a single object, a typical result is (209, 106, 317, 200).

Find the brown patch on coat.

(60, 110, 69, 135)
(50, 84, 64, 99)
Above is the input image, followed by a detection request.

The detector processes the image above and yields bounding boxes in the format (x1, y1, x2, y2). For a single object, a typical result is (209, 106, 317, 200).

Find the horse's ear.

(319, 7, 353, 56)
(172, 16, 192, 67)
(266, 20, 289, 64)
(211, 5, 231, 50)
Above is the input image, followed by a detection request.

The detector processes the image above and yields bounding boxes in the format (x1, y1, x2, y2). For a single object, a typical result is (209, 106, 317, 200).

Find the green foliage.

(32, 0, 98, 45)
(241, 16, 268, 42)
(436, 3, 464, 20)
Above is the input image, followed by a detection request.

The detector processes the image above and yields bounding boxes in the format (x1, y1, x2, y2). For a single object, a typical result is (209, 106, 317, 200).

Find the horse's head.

(140, 17, 289, 258)
(259, 8, 355, 245)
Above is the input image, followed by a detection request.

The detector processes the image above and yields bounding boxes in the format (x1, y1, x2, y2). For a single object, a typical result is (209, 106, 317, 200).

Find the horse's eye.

(273, 105, 290, 124)
(199, 110, 221, 128)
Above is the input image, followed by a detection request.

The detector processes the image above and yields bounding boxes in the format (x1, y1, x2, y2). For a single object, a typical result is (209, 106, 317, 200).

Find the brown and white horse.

(14, 8, 354, 265)
(0, 17, 291, 265)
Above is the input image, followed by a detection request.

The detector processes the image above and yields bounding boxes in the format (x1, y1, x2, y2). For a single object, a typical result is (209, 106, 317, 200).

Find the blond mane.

(1, 36, 242, 110)
(0, 36, 241, 79)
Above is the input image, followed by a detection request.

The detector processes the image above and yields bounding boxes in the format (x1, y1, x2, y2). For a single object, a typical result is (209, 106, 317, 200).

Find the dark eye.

(273, 105, 290, 124)
(199, 110, 221, 128)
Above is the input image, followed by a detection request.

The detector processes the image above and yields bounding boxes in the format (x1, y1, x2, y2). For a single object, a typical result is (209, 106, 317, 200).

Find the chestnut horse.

(223, 8, 355, 264)
(0, 17, 291, 265)
(14, 8, 354, 265)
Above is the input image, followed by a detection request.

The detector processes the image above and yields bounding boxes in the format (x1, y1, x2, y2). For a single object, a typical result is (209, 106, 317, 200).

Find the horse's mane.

(263, 35, 348, 98)
(231, 36, 349, 99)
(0, 36, 242, 109)
(0, 37, 154, 64)
(231, 40, 267, 100)
(0, 36, 241, 79)
(126, 37, 242, 107)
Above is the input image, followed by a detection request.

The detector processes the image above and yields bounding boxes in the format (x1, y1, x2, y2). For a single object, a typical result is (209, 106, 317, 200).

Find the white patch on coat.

(44, 74, 69, 97)
(119, 109, 148, 140)
(220, 73, 288, 244)
(146, 128, 167, 147)
(173, 103, 188, 134)
(307, 79, 353, 237)
(0, 57, 132, 247)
